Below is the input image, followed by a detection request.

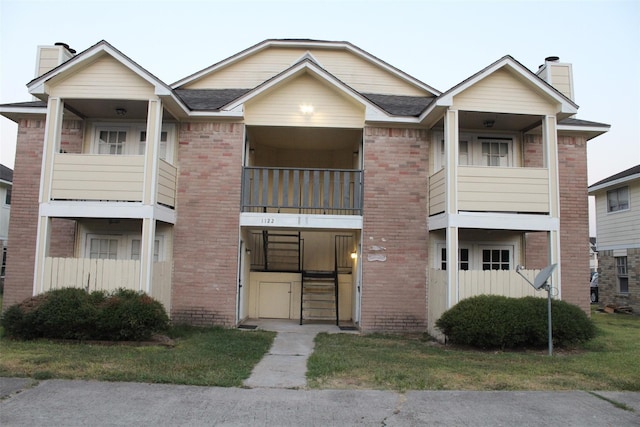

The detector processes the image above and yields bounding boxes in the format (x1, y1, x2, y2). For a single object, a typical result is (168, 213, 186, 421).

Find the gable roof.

(172, 39, 441, 97)
(25, 40, 189, 116)
(588, 164, 640, 193)
(421, 55, 579, 124)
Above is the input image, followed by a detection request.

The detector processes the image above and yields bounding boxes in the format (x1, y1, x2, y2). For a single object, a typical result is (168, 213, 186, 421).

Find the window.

(482, 248, 510, 270)
(1, 246, 7, 277)
(89, 238, 118, 259)
(98, 130, 126, 155)
(440, 248, 469, 270)
(4, 188, 10, 205)
(480, 138, 509, 167)
(440, 140, 469, 166)
(607, 187, 629, 212)
(139, 131, 168, 160)
(131, 239, 160, 262)
(616, 256, 629, 293)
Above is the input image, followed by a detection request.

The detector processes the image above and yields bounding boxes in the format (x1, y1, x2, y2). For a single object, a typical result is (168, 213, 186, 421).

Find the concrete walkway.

(242, 319, 353, 389)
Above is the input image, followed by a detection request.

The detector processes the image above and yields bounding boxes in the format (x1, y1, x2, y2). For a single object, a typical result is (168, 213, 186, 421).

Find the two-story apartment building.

(589, 165, 640, 313)
(0, 164, 11, 290)
(0, 40, 609, 333)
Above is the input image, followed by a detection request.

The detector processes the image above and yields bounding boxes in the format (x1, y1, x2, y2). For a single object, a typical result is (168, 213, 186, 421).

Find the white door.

(258, 282, 291, 319)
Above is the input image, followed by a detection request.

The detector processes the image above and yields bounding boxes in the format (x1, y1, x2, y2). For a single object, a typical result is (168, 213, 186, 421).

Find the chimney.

(34, 42, 76, 78)
(536, 56, 574, 101)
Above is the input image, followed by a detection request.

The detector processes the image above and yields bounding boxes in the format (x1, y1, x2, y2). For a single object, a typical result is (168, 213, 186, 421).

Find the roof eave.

(588, 173, 640, 194)
(0, 105, 48, 122)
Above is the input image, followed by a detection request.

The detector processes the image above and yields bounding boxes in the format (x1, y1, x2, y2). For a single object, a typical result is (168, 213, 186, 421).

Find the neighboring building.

(0, 164, 12, 290)
(0, 40, 609, 333)
(589, 237, 598, 273)
(589, 165, 640, 313)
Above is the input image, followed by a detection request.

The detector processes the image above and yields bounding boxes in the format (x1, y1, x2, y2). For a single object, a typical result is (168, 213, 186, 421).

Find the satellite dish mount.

(515, 263, 557, 356)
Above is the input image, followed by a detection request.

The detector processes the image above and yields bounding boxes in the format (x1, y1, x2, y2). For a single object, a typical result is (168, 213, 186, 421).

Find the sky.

(1, 0, 639, 235)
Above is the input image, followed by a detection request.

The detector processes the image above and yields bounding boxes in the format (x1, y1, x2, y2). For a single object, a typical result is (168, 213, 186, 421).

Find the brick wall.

(360, 127, 429, 332)
(2, 119, 84, 310)
(523, 134, 549, 269)
(558, 135, 591, 313)
(598, 249, 639, 313)
(2, 118, 46, 310)
(171, 122, 244, 326)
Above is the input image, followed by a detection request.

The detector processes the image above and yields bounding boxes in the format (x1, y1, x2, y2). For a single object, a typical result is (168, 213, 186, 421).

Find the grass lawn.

(307, 309, 640, 392)
(0, 325, 275, 387)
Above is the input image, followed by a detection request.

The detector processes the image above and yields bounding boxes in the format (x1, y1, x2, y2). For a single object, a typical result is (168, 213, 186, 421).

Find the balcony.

(50, 154, 176, 207)
(242, 167, 363, 215)
(429, 166, 550, 215)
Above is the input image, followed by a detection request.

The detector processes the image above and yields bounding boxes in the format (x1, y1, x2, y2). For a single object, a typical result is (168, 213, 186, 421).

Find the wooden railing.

(40, 257, 171, 310)
(242, 167, 363, 215)
(50, 154, 177, 208)
(428, 166, 550, 215)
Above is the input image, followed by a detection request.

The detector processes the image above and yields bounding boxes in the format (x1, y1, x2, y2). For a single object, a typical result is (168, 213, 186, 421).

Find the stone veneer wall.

(598, 249, 639, 314)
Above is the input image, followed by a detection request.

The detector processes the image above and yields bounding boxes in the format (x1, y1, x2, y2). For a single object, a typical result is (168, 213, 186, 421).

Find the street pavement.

(1, 378, 639, 426)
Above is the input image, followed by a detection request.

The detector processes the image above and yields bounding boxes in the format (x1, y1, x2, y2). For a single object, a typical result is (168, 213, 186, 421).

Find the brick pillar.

(2, 118, 46, 309)
(360, 127, 429, 332)
(558, 135, 591, 314)
(171, 122, 244, 326)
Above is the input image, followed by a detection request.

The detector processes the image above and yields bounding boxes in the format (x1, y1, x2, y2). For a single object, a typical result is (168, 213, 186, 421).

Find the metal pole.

(547, 283, 553, 356)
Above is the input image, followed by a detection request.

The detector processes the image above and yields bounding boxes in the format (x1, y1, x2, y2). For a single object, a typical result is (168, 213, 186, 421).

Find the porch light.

(483, 119, 495, 128)
(300, 104, 314, 115)
(350, 251, 357, 260)
(115, 108, 127, 116)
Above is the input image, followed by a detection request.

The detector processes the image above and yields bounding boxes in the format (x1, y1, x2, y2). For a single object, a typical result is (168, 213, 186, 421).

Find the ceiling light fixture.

(115, 108, 127, 116)
(300, 104, 314, 115)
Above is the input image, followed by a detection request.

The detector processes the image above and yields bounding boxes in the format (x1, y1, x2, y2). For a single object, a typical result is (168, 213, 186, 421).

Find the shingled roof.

(589, 164, 640, 190)
(0, 164, 13, 183)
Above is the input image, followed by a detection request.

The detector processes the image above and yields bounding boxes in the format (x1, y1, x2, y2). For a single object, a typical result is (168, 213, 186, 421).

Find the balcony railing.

(242, 167, 363, 215)
(50, 154, 176, 208)
(429, 166, 550, 215)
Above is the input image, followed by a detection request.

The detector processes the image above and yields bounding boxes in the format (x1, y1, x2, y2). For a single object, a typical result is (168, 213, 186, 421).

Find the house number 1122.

(261, 218, 275, 224)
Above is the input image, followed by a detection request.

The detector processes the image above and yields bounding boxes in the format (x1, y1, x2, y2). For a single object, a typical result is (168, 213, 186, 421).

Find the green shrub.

(96, 289, 169, 341)
(435, 295, 595, 349)
(1, 287, 169, 342)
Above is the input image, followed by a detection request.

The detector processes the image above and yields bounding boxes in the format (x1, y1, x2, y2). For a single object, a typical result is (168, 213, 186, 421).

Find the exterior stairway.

(300, 270, 338, 325)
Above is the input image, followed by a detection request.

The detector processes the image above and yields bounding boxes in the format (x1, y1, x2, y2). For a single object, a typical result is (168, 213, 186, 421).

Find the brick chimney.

(536, 56, 574, 101)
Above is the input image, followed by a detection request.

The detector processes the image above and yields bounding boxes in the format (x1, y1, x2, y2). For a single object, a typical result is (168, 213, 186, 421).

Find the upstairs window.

(437, 134, 513, 169)
(4, 188, 10, 205)
(481, 140, 510, 167)
(139, 131, 168, 160)
(98, 130, 126, 155)
(607, 187, 629, 212)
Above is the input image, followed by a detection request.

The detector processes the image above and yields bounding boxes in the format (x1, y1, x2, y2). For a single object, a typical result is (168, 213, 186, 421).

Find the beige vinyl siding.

(429, 169, 445, 215)
(49, 55, 155, 99)
(51, 153, 144, 201)
(185, 47, 427, 96)
(245, 73, 365, 128)
(157, 159, 177, 207)
(549, 64, 573, 100)
(459, 269, 543, 299)
(453, 68, 556, 115)
(42, 257, 142, 293)
(37, 47, 63, 77)
(457, 166, 549, 213)
(594, 181, 640, 248)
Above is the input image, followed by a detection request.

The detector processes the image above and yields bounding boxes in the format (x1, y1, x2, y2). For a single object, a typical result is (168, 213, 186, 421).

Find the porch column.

(444, 109, 460, 307)
(143, 98, 163, 206)
(140, 218, 156, 294)
(33, 97, 64, 295)
(543, 115, 561, 295)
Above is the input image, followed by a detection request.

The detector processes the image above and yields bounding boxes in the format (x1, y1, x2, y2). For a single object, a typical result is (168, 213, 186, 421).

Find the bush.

(1, 288, 169, 341)
(96, 289, 169, 341)
(435, 295, 595, 349)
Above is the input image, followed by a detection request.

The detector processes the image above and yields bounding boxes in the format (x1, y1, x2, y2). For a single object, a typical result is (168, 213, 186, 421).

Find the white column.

(444, 109, 460, 307)
(143, 99, 163, 206)
(33, 97, 64, 295)
(140, 218, 156, 294)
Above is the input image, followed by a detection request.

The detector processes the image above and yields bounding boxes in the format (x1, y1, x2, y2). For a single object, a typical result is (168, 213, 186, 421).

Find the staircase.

(300, 270, 338, 325)
(251, 231, 301, 272)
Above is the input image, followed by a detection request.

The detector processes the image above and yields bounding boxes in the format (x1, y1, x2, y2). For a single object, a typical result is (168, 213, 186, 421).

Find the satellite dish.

(533, 263, 557, 289)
